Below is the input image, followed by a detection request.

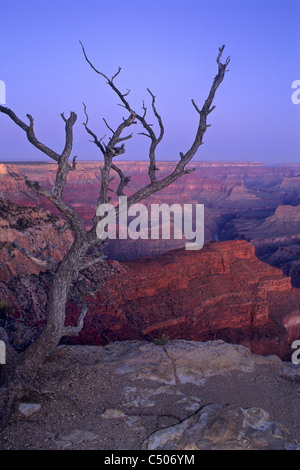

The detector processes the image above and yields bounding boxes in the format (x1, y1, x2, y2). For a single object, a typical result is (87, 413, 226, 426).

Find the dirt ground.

(0, 340, 299, 450)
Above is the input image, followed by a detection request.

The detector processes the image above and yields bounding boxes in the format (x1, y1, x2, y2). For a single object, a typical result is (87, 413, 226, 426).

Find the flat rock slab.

(143, 403, 296, 450)
(107, 339, 280, 386)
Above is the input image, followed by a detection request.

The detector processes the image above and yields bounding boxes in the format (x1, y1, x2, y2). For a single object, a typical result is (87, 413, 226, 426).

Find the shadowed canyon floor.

(0, 340, 300, 450)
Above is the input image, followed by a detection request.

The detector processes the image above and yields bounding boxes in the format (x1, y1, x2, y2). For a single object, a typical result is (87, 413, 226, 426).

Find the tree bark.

(18, 235, 90, 381)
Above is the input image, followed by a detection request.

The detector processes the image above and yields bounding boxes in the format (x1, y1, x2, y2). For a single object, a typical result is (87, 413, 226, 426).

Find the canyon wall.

(2, 237, 299, 360)
(2, 160, 300, 269)
(1, 161, 300, 359)
(64, 240, 300, 360)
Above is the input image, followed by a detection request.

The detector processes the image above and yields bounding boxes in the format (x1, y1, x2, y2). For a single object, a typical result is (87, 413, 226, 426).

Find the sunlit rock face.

(61, 240, 300, 360)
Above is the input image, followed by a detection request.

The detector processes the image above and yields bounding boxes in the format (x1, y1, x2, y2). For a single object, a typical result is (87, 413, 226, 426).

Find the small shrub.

(154, 334, 169, 346)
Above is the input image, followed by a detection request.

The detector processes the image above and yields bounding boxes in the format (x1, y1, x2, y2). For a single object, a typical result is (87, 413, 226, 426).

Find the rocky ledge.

(1, 339, 299, 450)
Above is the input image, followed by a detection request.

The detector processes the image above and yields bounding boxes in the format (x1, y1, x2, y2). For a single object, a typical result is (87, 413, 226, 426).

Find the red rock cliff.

(64, 240, 300, 359)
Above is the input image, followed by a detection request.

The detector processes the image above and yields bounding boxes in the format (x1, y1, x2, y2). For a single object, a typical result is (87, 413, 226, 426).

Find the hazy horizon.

(1, 159, 299, 167)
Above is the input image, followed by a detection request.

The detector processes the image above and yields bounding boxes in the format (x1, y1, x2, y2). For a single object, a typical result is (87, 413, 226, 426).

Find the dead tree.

(0, 44, 230, 428)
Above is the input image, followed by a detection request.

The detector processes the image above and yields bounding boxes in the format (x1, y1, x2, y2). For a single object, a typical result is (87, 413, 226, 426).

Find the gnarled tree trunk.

(0, 44, 230, 428)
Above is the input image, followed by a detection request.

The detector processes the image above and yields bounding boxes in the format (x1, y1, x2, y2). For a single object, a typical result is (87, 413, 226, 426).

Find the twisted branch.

(80, 42, 230, 242)
(0, 107, 60, 162)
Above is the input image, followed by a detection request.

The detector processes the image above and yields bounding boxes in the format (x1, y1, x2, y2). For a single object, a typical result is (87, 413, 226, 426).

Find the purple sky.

(1, 0, 300, 164)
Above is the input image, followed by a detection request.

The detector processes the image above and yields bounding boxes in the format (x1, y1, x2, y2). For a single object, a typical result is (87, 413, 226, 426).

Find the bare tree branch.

(146, 88, 164, 181)
(77, 252, 106, 271)
(12, 240, 57, 271)
(79, 41, 110, 82)
(52, 220, 71, 234)
(52, 112, 77, 199)
(24, 176, 86, 235)
(0, 105, 85, 237)
(97, 112, 136, 208)
(62, 301, 88, 337)
(103, 117, 115, 135)
(81, 43, 230, 243)
(83, 103, 106, 154)
(80, 41, 164, 183)
(111, 66, 122, 83)
(82, 107, 137, 209)
(111, 162, 131, 196)
(0, 242, 16, 270)
(0, 106, 61, 162)
(0, 43, 229, 428)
